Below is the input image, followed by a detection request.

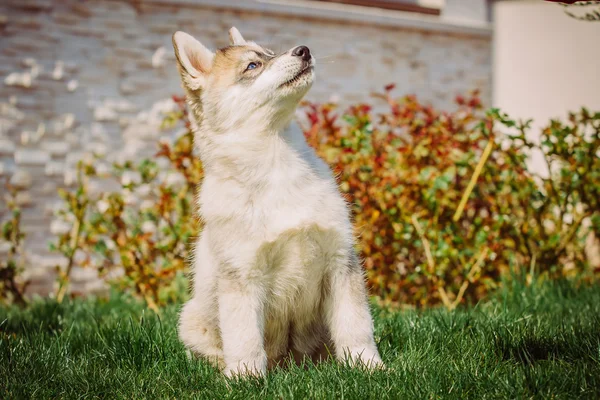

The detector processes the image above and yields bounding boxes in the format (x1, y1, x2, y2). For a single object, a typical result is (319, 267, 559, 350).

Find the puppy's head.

(172, 27, 315, 132)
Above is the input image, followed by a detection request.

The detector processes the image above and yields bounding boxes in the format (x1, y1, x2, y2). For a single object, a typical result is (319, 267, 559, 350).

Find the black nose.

(292, 45, 311, 61)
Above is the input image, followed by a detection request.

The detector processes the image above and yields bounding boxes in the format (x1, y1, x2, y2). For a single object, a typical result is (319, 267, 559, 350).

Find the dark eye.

(245, 62, 260, 71)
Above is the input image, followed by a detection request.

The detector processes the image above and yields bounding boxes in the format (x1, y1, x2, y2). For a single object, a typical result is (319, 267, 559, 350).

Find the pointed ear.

(172, 31, 214, 91)
(229, 27, 246, 46)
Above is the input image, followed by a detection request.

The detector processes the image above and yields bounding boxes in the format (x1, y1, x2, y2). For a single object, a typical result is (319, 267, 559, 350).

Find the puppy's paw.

(345, 347, 386, 371)
(223, 359, 267, 379)
(361, 357, 387, 372)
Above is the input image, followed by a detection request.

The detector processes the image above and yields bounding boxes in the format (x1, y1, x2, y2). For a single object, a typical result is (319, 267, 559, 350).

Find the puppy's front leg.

(218, 276, 267, 378)
(325, 252, 383, 368)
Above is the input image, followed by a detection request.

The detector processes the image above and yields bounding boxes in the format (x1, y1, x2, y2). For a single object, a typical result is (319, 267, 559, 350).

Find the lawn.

(1, 281, 599, 399)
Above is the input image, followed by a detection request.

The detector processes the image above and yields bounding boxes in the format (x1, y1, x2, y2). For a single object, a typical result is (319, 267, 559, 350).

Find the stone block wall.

(0, 0, 492, 295)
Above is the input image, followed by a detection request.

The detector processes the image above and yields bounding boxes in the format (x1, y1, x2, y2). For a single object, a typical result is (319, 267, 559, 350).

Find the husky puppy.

(173, 27, 383, 377)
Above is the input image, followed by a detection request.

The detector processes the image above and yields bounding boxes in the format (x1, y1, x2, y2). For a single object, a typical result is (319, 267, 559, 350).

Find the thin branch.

(454, 138, 494, 222)
(411, 215, 435, 274)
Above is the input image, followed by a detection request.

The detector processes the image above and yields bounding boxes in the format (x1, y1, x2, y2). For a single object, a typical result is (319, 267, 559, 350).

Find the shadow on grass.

(494, 328, 600, 365)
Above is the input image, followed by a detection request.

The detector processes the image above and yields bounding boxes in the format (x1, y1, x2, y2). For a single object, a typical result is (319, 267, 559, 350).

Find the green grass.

(1, 281, 600, 399)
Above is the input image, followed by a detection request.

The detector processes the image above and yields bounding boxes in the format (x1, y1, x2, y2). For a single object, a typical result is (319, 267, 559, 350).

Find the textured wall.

(0, 0, 491, 295)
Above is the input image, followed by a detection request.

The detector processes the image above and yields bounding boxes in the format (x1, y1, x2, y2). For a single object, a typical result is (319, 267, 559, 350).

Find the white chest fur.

(198, 123, 351, 244)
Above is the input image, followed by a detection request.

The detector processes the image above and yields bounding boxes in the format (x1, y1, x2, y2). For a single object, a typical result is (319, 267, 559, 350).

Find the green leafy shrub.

(46, 89, 599, 309)
(302, 86, 599, 307)
(51, 96, 202, 311)
(0, 181, 29, 306)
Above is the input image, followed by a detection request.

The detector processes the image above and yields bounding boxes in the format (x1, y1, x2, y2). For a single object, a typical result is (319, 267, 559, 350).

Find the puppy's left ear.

(229, 27, 246, 46)
(172, 31, 214, 91)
